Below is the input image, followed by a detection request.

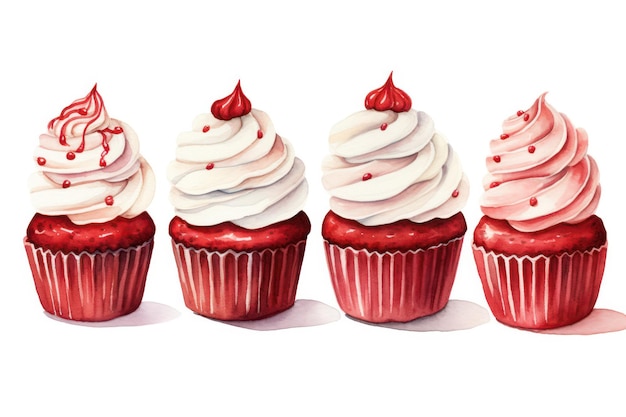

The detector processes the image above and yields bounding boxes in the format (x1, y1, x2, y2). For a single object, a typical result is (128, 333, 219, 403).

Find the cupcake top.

(480, 93, 601, 232)
(321, 73, 469, 226)
(167, 81, 308, 229)
(29, 84, 155, 225)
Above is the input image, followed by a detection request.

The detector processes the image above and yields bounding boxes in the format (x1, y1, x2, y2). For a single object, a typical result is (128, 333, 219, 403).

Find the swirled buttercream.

(29, 84, 155, 225)
(167, 82, 308, 229)
(480, 93, 601, 232)
(321, 73, 468, 226)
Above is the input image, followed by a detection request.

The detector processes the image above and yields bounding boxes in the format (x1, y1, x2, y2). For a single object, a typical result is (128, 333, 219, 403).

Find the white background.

(2, 1, 625, 415)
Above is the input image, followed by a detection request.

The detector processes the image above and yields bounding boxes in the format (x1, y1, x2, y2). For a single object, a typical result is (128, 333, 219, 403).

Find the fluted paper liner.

(472, 242, 608, 329)
(324, 236, 464, 323)
(24, 238, 154, 322)
(171, 239, 307, 320)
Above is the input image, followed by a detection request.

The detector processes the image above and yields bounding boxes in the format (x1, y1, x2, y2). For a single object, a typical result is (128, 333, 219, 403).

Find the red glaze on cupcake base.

(24, 212, 155, 322)
(322, 210, 467, 323)
(169, 211, 311, 321)
(472, 215, 607, 330)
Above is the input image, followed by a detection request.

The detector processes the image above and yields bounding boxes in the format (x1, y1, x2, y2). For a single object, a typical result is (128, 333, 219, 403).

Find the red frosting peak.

(364, 72, 412, 112)
(211, 80, 252, 120)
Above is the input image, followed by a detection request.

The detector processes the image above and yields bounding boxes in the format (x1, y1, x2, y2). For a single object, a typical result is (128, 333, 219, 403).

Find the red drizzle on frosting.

(362, 173, 373, 181)
(364, 72, 412, 112)
(211, 80, 252, 120)
(48, 84, 123, 167)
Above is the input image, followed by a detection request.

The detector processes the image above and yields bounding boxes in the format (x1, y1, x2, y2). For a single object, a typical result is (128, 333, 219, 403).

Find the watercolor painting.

(3, 1, 626, 416)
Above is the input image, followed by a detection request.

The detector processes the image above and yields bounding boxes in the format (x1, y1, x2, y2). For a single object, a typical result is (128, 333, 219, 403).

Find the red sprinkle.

(202, 125, 210, 133)
(517, 110, 524, 116)
(105, 195, 114, 206)
(380, 123, 388, 131)
(523, 113, 530, 121)
(451, 189, 459, 198)
(490, 182, 500, 188)
(66, 152, 76, 160)
(530, 197, 538, 206)
(257, 129, 264, 139)
(528, 145, 536, 153)
(62, 180, 71, 188)
(493, 155, 501, 163)
(500, 134, 509, 140)
(362, 173, 373, 181)
(37, 157, 46, 166)
(206, 163, 215, 170)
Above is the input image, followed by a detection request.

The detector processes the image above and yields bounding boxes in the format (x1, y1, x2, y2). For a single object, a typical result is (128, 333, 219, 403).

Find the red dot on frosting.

(362, 173, 373, 181)
(490, 182, 500, 188)
(37, 157, 46, 166)
(112, 126, 123, 134)
(66, 152, 76, 160)
(206, 163, 215, 170)
(202, 125, 210, 133)
(530, 197, 538, 206)
(210, 80, 252, 121)
(364, 72, 412, 112)
(452, 189, 460, 198)
(524, 113, 530, 121)
(105, 195, 114, 206)
(493, 155, 501, 163)
(380, 123, 388, 131)
(257, 129, 264, 139)
(517, 110, 524, 116)
(500, 134, 509, 140)
(78, 108, 87, 115)
(62, 180, 71, 188)
(528, 145, 536, 153)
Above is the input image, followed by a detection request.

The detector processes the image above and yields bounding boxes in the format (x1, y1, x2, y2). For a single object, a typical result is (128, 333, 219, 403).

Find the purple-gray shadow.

(44, 301, 182, 327)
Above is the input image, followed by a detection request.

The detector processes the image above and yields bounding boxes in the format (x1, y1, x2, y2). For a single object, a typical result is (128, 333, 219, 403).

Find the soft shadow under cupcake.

(531, 309, 626, 335)
(347, 299, 490, 332)
(44, 301, 181, 327)
(212, 299, 341, 331)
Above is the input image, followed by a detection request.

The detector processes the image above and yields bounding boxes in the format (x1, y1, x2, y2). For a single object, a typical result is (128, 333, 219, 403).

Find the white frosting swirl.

(30, 98, 155, 225)
(167, 109, 308, 228)
(322, 109, 468, 226)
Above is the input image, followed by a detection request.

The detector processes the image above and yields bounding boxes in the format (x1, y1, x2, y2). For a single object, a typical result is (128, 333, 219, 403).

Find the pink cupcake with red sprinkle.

(321, 73, 469, 323)
(473, 93, 607, 330)
(24, 84, 156, 321)
(167, 81, 310, 321)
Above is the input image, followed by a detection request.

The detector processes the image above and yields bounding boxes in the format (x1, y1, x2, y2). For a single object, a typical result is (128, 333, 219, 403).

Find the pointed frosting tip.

(211, 80, 252, 120)
(364, 72, 412, 112)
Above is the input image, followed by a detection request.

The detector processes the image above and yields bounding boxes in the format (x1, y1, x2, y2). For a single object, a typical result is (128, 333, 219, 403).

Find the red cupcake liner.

(323, 236, 464, 323)
(171, 239, 307, 320)
(472, 242, 608, 329)
(24, 238, 154, 322)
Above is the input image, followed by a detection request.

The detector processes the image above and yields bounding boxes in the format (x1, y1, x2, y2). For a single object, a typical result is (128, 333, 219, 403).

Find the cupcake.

(24, 84, 156, 322)
(321, 73, 469, 323)
(167, 81, 311, 321)
(472, 92, 607, 330)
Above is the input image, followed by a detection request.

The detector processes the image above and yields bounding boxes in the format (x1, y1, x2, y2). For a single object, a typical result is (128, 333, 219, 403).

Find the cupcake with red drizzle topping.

(24, 84, 156, 322)
(167, 81, 310, 320)
(321, 73, 469, 323)
(472, 93, 607, 330)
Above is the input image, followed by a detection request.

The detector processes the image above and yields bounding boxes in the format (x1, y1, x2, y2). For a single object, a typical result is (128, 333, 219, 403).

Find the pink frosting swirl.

(480, 93, 601, 232)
